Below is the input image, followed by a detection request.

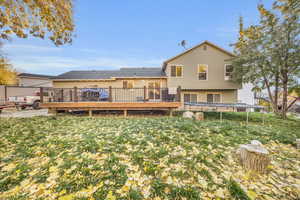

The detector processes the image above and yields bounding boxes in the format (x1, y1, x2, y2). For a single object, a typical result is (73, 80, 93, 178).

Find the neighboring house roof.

(18, 73, 55, 79)
(53, 67, 166, 80)
(162, 40, 235, 70)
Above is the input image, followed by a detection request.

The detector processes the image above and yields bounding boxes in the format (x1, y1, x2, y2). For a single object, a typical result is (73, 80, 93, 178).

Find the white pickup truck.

(7, 91, 50, 110)
(8, 96, 41, 110)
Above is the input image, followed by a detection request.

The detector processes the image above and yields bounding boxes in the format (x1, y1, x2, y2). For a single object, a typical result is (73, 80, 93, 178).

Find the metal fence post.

(40, 87, 44, 103)
(74, 87, 78, 102)
(109, 86, 112, 102)
(70, 89, 73, 102)
(61, 89, 64, 102)
(176, 86, 181, 102)
(4, 85, 7, 104)
(246, 111, 249, 124)
(143, 86, 147, 102)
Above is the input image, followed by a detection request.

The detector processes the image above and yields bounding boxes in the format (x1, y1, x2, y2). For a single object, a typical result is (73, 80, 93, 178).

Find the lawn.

(0, 113, 299, 200)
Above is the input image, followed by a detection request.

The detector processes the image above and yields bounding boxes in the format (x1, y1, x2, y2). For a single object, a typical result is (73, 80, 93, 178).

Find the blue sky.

(3, 0, 273, 75)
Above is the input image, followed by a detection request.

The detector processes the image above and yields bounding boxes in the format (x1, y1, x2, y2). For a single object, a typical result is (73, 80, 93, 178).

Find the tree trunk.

(274, 73, 279, 114)
(263, 76, 278, 113)
(281, 78, 288, 119)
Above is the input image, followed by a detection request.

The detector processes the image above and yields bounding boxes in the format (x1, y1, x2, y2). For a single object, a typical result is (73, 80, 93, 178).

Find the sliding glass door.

(148, 82, 161, 101)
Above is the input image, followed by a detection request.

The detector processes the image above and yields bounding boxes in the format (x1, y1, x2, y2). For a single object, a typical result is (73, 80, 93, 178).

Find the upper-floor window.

(123, 80, 134, 89)
(184, 94, 197, 103)
(225, 64, 233, 80)
(207, 93, 221, 103)
(170, 65, 183, 77)
(198, 64, 208, 80)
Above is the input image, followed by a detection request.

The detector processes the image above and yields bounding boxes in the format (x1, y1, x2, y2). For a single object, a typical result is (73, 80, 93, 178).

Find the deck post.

(220, 111, 223, 122)
(176, 86, 181, 102)
(49, 108, 57, 115)
(124, 110, 127, 117)
(74, 87, 78, 102)
(109, 86, 112, 102)
(169, 108, 173, 117)
(143, 86, 147, 102)
(4, 85, 7, 104)
(40, 87, 44, 103)
(89, 110, 93, 117)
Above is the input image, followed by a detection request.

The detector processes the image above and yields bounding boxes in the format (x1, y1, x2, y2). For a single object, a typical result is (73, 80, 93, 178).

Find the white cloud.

(3, 44, 64, 53)
(8, 54, 164, 75)
(2, 43, 165, 75)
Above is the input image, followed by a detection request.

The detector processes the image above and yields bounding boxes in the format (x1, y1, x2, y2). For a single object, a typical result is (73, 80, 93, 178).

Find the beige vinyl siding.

(166, 43, 241, 90)
(53, 78, 167, 89)
(181, 90, 237, 104)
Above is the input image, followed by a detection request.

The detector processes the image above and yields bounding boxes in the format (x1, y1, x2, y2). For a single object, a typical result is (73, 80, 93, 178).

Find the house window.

(148, 82, 161, 100)
(123, 80, 134, 89)
(207, 94, 221, 103)
(184, 94, 197, 103)
(198, 64, 208, 80)
(225, 64, 233, 80)
(170, 65, 183, 77)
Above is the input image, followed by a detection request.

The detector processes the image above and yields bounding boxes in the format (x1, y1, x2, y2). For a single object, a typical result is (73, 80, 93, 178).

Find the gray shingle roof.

(53, 68, 166, 80)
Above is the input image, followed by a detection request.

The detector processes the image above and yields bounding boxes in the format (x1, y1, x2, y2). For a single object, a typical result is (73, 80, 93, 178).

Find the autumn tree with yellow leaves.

(232, 0, 300, 119)
(0, 0, 74, 45)
(0, 57, 16, 85)
(0, 42, 16, 85)
(0, 0, 75, 85)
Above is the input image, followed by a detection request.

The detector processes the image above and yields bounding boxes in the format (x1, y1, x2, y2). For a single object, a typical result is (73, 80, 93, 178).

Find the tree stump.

(195, 112, 204, 120)
(236, 140, 270, 173)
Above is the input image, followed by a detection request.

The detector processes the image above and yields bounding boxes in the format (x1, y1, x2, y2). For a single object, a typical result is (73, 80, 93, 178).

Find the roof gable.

(162, 41, 235, 70)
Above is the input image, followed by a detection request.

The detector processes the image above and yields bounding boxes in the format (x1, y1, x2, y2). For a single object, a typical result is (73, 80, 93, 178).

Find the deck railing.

(40, 87, 181, 103)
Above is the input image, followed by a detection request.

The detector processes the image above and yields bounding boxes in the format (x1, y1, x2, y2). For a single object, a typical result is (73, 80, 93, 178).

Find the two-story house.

(162, 41, 240, 104)
(52, 41, 241, 107)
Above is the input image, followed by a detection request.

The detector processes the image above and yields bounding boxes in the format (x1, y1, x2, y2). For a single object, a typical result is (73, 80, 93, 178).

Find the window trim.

(183, 93, 198, 103)
(206, 93, 222, 103)
(198, 64, 208, 81)
(169, 64, 184, 78)
(224, 64, 233, 81)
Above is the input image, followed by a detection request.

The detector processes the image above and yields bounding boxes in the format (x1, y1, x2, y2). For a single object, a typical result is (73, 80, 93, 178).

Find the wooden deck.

(41, 102, 181, 116)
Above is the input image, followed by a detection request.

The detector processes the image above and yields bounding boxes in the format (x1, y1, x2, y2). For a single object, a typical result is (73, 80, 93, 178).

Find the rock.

(296, 139, 300, 149)
(183, 111, 194, 119)
(195, 112, 204, 120)
(236, 140, 270, 173)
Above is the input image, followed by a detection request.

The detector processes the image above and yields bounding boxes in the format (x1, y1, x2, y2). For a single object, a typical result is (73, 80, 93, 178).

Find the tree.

(0, 53, 16, 85)
(232, 0, 300, 119)
(0, 0, 74, 46)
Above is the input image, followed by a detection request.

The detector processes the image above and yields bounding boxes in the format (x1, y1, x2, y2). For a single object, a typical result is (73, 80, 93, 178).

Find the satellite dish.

(178, 40, 187, 50)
